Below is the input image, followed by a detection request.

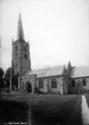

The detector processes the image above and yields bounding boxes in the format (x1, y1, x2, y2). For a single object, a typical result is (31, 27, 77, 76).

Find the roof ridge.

(73, 65, 89, 69)
(31, 65, 65, 72)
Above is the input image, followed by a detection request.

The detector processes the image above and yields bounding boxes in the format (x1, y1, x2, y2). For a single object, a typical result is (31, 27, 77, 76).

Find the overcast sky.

(0, 0, 89, 71)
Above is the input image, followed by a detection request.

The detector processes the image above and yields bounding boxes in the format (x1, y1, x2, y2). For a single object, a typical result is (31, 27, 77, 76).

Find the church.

(10, 12, 89, 94)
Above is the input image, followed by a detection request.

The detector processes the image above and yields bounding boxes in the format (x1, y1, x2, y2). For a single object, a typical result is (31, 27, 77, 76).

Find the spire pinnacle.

(17, 10, 25, 40)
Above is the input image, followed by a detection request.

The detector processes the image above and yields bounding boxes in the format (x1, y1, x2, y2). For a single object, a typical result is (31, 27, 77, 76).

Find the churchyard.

(1, 88, 89, 125)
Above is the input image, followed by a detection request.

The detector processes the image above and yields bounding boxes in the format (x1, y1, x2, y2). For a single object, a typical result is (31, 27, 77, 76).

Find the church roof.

(23, 65, 66, 78)
(70, 66, 89, 78)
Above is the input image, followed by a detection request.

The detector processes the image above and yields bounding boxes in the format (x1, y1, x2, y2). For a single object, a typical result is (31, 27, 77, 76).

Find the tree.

(5, 67, 11, 87)
(0, 68, 4, 88)
(5, 67, 19, 89)
(0, 68, 4, 78)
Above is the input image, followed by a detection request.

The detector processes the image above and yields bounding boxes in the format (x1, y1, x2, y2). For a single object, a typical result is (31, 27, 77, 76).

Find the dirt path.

(82, 95, 89, 125)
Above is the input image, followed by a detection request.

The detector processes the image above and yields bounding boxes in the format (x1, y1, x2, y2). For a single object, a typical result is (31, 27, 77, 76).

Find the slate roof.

(23, 65, 66, 78)
(70, 66, 89, 78)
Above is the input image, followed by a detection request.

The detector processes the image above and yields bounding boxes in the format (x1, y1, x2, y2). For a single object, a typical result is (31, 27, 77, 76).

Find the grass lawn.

(0, 90, 82, 125)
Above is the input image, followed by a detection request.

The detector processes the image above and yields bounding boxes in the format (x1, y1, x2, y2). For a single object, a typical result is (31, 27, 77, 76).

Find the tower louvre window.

(24, 54, 28, 59)
(51, 78, 57, 88)
(24, 46, 26, 51)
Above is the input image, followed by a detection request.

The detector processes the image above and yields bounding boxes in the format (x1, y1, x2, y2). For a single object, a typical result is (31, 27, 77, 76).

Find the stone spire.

(17, 10, 25, 40)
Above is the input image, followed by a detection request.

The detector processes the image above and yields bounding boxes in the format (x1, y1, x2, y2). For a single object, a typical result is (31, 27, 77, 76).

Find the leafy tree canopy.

(5, 67, 12, 79)
(0, 68, 4, 78)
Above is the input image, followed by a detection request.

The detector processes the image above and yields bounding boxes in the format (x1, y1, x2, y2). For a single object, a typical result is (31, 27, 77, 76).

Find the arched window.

(39, 79, 43, 88)
(51, 78, 57, 88)
(82, 79, 86, 86)
(15, 46, 17, 51)
(72, 80, 75, 87)
(15, 53, 18, 58)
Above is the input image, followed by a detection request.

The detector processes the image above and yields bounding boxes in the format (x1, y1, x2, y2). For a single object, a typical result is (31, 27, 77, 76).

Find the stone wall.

(36, 76, 66, 94)
(69, 77, 89, 93)
(21, 75, 68, 94)
(21, 74, 36, 93)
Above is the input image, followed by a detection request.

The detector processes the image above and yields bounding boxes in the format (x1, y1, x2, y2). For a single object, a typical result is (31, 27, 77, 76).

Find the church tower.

(11, 12, 31, 91)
